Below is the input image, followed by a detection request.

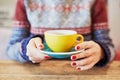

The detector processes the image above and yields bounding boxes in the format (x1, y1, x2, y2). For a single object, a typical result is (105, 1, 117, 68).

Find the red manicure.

(71, 55, 77, 60)
(76, 46, 80, 50)
(44, 56, 51, 59)
(77, 67, 81, 71)
(71, 62, 76, 66)
(39, 45, 43, 49)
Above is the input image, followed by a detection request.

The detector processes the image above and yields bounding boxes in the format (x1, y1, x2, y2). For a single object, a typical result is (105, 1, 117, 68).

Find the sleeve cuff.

(94, 40, 111, 67)
(20, 35, 44, 61)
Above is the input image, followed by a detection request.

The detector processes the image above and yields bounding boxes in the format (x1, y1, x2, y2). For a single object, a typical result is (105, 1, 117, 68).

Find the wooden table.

(0, 60, 120, 80)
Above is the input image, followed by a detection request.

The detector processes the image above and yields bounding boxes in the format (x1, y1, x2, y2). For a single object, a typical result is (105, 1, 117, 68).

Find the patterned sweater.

(7, 0, 115, 66)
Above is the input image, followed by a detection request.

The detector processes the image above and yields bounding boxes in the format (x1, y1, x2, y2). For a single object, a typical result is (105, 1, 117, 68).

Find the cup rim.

(44, 30, 77, 36)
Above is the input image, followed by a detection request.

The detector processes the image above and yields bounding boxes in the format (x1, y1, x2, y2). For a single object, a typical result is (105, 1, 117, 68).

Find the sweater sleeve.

(7, 0, 30, 62)
(91, 0, 115, 67)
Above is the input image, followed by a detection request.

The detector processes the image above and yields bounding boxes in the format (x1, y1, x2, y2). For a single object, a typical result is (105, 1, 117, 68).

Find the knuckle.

(89, 41, 94, 43)
(84, 51, 90, 56)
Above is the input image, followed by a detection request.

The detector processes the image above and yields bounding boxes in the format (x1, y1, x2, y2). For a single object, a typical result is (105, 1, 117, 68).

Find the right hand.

(26, 37, 51, 63)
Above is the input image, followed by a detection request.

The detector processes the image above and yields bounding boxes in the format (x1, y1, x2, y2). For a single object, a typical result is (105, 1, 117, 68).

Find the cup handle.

(73, 34, 84, 46)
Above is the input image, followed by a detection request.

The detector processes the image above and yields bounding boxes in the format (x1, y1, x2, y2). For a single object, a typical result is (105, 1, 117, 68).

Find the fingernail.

(77, 67, 81, 71)
(71, 55, 77, 60)
(71, 62, 77, 66)
(39, 45, 43, 49)
(76, 46, 80, 50)
(44, 56, 51, 59)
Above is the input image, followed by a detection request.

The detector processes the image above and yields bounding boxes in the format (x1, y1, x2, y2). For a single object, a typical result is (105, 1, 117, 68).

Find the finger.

(71, 49, 93, 60)
(29, 53, 51, 61)
(26, 48, 32, 57)
(75, 41, 94, 50)
(29, 57, 42, 63)
(26, 46, 36, 57)
(32, 60, 41, 63)
(35, 48, 52, 60)
(27, 39, 37, 48)
(34, 37, 44, 49)
(26, 39, 37, 57)
(35, 49, 51, 59)
(29, 56, 41, 61)
(29, 55, 51, 63)
(71, 56, 93, 67)
(32, 60, 42, 64)
(76, 62, 95, 71)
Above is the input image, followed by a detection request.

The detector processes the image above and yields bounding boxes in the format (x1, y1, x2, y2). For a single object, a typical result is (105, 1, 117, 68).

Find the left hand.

(71, 41, 104, 71)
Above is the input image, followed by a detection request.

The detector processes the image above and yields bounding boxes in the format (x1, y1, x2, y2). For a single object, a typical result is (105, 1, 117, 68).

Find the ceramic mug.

(44, 30, 84, 52)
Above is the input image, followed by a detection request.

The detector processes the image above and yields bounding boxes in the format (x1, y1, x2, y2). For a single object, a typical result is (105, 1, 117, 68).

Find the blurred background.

(0, 0, 120, 60)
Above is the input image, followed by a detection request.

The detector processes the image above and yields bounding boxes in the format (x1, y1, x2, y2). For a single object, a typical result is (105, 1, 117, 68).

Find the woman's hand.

(71, 41, 104, 71)
(26, 37, 51, 63)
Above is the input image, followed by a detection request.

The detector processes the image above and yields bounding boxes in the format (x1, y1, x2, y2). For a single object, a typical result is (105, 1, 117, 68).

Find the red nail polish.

(39, 45, 43, 48)
(77, 67, 81, 71)
(39, 45, 43, 49)
(44, 56, 51, 59)
(71, 55, 77, 60)
(76, 46, 80, 50)
(72, 62, 76, 66)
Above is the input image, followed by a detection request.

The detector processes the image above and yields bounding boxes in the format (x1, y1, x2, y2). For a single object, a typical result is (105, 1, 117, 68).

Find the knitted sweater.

(7, 0, 115, 66)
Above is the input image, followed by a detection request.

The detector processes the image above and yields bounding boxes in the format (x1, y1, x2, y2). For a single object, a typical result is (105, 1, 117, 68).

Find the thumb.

(75, 41, 93, 50)
(33, 37, 44, 50)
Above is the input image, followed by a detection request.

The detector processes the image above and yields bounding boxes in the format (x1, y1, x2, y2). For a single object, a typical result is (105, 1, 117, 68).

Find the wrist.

(94, 40, 111, 67)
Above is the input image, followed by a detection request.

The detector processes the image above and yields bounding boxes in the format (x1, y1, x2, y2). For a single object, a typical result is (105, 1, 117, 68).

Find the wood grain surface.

(0, 60, 120, 80)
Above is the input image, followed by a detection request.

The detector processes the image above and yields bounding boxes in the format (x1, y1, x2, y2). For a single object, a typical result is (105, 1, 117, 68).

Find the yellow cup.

(44, 30, 84, 52)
